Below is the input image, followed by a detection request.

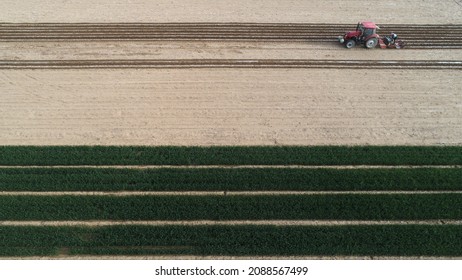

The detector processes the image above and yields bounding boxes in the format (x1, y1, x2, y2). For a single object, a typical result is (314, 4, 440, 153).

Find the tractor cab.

(356, 21, 378, 39)
(338, 21, 380, 49)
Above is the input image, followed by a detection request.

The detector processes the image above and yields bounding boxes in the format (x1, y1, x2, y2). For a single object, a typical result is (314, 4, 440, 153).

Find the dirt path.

(1, 220, 460, 226)
(2, 41, 462, 61)
(1, 0, 461, 24)
(1, 68, 460, 146)
(0, 165, 459, 169)
(2, 191, 461, 196)
(2, 59, 461, 69)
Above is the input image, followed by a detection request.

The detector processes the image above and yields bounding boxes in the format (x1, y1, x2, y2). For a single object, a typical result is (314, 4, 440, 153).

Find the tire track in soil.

(1, 59, 461, 69)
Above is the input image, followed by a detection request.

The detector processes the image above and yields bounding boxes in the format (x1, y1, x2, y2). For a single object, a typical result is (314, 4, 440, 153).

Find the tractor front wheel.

(365, 38, 378, 49)
(345, 40, 356, 49)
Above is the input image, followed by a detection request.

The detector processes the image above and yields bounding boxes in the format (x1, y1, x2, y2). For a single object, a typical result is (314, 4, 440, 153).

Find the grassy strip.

(0, 194, 461, 220)
(1, 168, 460, 191)
(0, 146, 461, 166)
(0, 225, 461, 256)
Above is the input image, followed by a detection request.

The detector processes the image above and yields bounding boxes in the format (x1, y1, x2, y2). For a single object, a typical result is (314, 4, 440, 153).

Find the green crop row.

(0, 225, 461, 256)
(1, 167, 461, 191)
(1, 194, 461, 220)
(0, 146, 461, 166)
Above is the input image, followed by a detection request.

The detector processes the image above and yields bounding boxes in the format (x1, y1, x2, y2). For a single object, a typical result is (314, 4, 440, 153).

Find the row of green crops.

(0, 146, 461, 165)
(0, 225, 461, 256)
(1, 145, 461, 257)
(1, 167, 461, 191)
(1, 194, 461, 220)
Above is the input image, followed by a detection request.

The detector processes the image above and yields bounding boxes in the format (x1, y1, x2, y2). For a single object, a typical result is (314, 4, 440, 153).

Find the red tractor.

(338, 21, 380, 49)
(338, 21, 405, 49)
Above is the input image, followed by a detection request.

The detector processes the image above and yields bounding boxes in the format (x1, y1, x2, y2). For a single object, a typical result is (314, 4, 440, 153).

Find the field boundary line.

(0, 165, 460, 169)
(1, 220, 461, 226)
(1, 191, 462, 196)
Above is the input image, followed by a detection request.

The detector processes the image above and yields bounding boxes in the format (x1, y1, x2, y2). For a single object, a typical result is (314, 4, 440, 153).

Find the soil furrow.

(1, 59, 460, 69)
(1, 23, 462, 49)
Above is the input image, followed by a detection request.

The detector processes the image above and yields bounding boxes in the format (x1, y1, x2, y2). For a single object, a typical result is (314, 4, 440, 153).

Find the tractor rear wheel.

(345, 40, 356, 49)
(365, 38, 378, 49)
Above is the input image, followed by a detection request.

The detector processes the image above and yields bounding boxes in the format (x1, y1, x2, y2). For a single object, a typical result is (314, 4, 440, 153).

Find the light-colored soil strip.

(1, 220, 461, 227)
(0, 165, 460, 169)
(1, 191, 462, 196)
(3, 255, 460, 260)
(1, 59, 462, 70)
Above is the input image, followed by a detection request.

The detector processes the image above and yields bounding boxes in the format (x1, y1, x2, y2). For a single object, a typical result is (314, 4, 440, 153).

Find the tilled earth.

(1, 67, 461, 145)
(1, 1, 461, 146)
(0, 23, 461, 145)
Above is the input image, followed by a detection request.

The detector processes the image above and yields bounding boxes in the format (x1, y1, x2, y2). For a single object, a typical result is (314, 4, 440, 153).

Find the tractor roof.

(360, 21, 378, 29)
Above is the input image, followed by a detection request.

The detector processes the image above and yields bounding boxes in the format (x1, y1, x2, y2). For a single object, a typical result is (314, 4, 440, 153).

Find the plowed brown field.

(1, 68, 461, 145)
(1, 1, 461, 146)
(1, 0, 461, 24)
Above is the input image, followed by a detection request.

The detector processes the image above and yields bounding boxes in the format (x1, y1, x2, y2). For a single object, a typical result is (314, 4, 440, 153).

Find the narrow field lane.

(1, 220, 462, 226)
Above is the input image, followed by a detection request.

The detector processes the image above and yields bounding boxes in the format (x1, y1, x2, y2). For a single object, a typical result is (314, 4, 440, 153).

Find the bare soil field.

(0, 2, 461, 146)
(1, 68, 460, 146)
(2, 41, 462, 61)
(1, 0, 461, 24)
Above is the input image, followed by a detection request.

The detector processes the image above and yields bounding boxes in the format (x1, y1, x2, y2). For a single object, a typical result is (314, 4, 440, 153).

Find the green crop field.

(0, 146, 461, 166)
(0, 194, 461, 221)
(1, 167, 461, 192)
(1, 225, 461, 257)
(0, 146, 461, 258)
